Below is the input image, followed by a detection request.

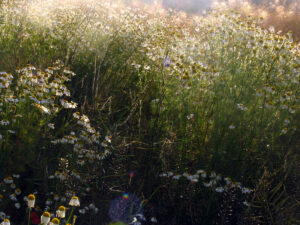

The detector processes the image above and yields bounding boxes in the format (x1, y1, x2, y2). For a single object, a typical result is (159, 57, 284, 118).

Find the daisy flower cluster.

(0, 190, 98, 224)
(0, 61, 75, 146)
(160, 169, 253, 197)
(39, 190, 99, 216)
(24, 194, 81, 225)
(0, 62, 107, 219)
(0, 175, 21, 220)
(49, 111, 113, 183)
(0, 58, 116, 220)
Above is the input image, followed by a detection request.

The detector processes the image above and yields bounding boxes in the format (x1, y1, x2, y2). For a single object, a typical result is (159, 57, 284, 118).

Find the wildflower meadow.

(0, 0, 299, 224)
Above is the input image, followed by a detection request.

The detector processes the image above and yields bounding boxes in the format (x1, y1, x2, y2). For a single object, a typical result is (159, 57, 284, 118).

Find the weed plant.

(0, 0, 299, 224)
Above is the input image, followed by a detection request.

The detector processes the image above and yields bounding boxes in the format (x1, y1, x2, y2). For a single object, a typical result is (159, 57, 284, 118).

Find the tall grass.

(0, 0, 299, 224)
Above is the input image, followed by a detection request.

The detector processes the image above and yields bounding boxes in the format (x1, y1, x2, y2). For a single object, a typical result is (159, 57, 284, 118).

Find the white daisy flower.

(69, 196, 80, 206)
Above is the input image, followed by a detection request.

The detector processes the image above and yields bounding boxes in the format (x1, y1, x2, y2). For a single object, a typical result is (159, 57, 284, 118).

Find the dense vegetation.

(162, 0, 300, 42)
(0, 0, 299, 224)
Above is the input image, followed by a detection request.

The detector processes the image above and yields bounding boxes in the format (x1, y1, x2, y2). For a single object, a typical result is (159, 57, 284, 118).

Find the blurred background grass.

(137, 0, 300, 42)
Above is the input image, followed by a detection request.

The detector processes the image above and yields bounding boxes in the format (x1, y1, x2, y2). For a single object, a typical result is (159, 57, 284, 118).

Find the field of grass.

(0, 0, 299, 224)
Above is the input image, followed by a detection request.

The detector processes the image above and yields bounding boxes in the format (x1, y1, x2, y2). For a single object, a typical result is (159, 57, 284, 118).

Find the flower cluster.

(0, 174, 22, 216)
(160, 169, 253, 196)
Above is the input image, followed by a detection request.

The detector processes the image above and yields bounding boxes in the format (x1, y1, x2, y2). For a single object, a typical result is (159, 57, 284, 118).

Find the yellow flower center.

(28, 194, 35, 200)
(51, 218, 60, 224)
(58, 206, 66, 211)
(42, 212, 51, 217)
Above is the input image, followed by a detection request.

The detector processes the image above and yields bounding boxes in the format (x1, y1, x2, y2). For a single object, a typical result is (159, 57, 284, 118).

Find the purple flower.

(164, 55, 172, 67)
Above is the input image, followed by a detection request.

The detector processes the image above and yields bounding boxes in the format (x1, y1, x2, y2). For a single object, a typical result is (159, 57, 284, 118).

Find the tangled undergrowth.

(0, 0, 299, 224)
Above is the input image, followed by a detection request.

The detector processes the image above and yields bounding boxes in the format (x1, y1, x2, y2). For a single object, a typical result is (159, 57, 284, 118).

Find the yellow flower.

(27, 194, 36, 208)
(56, 206, 66, 218)
(3, 176, 13, 184)
(49, 218, 60, 225)
(41, 212, 51, 225)
(15, 188, 21, 195)
(53, 194, 59, 201)
(2, 219, 10, 225)
(69, 196, 80, 206)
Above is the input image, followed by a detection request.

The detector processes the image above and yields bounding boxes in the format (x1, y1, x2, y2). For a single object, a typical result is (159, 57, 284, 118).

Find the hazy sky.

(135, 0, 299, 13)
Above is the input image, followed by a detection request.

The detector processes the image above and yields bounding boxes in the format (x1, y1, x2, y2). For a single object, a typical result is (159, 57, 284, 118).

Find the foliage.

(0, 0, 299, 224)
